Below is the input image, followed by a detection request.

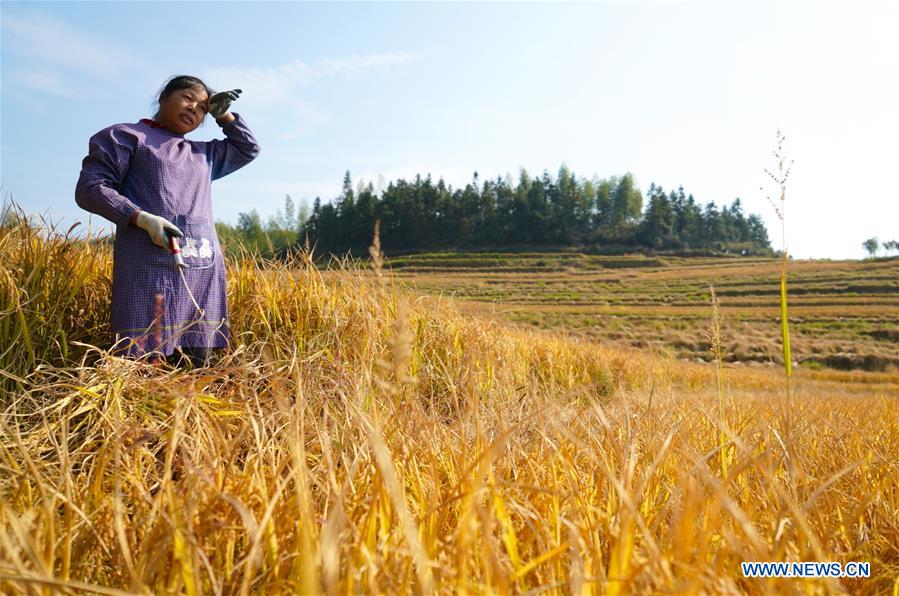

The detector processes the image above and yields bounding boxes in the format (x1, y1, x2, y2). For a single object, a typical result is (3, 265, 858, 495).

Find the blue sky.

(2, 1, 897, 259)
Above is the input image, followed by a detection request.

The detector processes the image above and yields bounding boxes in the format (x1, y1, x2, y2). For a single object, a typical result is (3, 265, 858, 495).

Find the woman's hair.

(152, 75, 216, 122)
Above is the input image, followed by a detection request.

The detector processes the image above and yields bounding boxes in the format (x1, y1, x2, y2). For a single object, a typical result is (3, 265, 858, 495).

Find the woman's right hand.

(208, 89, 242, 118)
(134, 210, 183, 248)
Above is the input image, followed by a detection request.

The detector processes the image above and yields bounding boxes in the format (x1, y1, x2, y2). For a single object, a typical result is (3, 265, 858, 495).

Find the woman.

(75, 75, 260, 368)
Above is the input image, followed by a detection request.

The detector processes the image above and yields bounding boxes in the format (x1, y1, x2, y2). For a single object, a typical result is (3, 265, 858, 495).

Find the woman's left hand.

(209, 89, 242, 118)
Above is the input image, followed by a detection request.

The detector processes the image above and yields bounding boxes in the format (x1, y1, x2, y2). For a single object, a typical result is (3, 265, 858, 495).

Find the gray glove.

(208, 89, 242, 118)
(135, 211, 183, 248)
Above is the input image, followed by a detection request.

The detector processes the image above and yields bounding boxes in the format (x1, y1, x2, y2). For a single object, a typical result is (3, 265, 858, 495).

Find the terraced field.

(386, 253, 899, 371)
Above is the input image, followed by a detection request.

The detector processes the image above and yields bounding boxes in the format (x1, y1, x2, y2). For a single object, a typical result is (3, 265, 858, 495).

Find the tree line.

(216, 166, 773, 257)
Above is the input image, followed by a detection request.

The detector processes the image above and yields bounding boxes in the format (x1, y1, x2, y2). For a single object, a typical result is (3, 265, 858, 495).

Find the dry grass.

(2, 216, 898, 594)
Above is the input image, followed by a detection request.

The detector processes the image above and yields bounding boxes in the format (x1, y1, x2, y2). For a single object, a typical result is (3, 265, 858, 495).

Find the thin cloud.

(313, 51, 421, 77)
(202, 64, 310, 107)
(2, 11, 137, 76)
(202, 51, 421, 137)
(203, 51, 422, 109)
(18, 70, 78, 99)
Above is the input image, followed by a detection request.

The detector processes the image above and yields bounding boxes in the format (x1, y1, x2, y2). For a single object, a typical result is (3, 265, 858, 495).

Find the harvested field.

(386, 253, 899, 371)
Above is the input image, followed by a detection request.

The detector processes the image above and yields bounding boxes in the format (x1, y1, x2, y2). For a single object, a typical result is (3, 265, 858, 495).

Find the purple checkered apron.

(75, 113, 260, 358)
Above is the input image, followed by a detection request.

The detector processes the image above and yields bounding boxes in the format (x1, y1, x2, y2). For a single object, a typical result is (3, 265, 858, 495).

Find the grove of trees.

(217, 167, 773, 257)
(215, 194, 309, 256)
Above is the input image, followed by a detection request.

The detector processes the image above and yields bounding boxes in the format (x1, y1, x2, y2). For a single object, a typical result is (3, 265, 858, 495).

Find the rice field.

(387, 252, 899, 372)
(2, 219, 898, 594)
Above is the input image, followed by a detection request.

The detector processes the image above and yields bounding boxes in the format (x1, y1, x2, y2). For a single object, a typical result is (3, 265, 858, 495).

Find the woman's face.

(157, 84, 209, 135)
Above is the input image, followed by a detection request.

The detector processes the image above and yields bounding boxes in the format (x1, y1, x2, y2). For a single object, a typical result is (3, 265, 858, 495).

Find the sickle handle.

(167, 233, 186, 269)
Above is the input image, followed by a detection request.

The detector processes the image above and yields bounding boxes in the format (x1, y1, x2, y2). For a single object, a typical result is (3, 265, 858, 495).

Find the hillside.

(385, 252, 899, 372)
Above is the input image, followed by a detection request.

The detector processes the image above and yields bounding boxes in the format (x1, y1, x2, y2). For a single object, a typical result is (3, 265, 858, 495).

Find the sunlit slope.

(389, 252, 899, 371)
